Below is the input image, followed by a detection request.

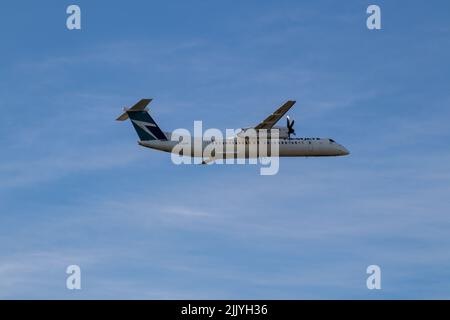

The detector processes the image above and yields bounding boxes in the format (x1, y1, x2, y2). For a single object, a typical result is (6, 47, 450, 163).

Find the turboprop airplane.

(116, 99, 350, 163)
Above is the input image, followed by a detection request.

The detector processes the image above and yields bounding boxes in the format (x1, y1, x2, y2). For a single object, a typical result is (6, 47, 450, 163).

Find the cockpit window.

(329, 139, 335, 143)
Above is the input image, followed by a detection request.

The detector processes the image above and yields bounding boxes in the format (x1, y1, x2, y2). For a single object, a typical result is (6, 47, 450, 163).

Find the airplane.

(116, 99, 350, 163)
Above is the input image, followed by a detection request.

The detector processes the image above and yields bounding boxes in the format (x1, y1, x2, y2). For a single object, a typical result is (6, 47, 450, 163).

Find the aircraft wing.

(254, 100, 296, 130)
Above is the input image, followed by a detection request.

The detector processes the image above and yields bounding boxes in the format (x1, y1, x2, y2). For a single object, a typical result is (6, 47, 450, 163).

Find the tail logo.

(131, 119, 160, 140)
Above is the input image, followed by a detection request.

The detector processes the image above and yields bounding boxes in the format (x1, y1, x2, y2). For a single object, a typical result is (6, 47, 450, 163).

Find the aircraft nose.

(340, 145, 350, 156)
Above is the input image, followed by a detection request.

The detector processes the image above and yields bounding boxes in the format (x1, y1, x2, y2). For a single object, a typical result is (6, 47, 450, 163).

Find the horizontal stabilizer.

(116, 99, 152, 121)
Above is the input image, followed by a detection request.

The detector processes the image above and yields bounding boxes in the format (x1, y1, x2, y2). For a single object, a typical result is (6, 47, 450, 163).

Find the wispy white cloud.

(0, 143, 143, 188)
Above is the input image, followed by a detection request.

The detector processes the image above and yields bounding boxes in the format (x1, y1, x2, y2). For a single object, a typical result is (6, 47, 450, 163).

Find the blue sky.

(1, 0, 450, 299)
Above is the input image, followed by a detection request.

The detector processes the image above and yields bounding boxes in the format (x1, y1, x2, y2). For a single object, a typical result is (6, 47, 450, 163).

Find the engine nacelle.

(271, 126, 289, 139)
(236, 126, 289, 139)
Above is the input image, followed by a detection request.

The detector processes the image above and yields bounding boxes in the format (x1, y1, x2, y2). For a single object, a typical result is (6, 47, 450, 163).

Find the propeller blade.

(286, 115, 295, 138)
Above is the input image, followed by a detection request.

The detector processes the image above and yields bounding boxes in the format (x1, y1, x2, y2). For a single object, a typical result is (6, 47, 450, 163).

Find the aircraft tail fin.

(116, 99, 168, 141)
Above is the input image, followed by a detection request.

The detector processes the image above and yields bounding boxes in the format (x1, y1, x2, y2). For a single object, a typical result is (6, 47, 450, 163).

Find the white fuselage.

(139, 132, 349, 158)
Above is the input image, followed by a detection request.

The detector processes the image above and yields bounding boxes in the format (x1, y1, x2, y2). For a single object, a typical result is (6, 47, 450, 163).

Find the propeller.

(287, 116, 295, 139)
